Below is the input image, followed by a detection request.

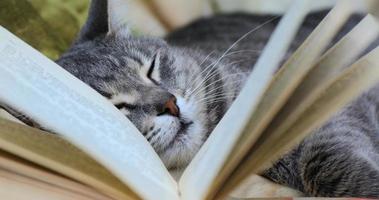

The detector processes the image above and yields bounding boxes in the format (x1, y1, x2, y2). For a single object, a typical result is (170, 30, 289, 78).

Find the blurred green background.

(0, 0, 89, 59)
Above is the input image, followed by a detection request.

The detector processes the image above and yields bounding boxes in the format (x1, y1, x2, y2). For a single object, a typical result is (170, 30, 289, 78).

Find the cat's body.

(55, 0, 379, 197)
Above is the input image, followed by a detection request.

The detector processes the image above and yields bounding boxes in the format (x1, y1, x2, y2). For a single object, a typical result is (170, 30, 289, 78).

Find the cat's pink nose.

(164, 96, 179, 117)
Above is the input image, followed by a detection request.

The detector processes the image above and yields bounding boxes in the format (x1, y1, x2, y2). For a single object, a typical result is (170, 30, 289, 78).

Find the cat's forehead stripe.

(128, 54, 143, 66)
(131, 48, 151, 65)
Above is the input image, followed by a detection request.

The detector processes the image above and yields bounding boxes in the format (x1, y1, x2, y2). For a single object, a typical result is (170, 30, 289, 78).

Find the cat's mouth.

(178, 120, 193, 136)
(174, 119, 193, 140)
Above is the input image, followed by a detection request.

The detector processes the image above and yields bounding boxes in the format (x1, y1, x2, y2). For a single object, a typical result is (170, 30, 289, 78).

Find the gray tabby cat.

(56, 0, 379, 197)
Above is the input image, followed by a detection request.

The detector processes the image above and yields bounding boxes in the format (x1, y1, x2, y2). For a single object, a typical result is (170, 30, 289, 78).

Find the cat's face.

(57, 35, 213, 168)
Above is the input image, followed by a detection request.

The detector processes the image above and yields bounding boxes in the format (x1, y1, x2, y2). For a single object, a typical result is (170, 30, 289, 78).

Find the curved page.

(212, 3, 353, 196)
(179, 0, 311, 199)
(0, 150, 113, 200)
(224, 46, 379, 195)
(258, 14, 379, 163)
(0, 27, 178, 200)
(0, 119, 137, 200)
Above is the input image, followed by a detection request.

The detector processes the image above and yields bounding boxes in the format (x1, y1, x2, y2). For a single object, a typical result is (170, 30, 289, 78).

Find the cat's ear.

(107, 0, 131, 38)
(74, 0, 130, 44)
(75, 0, 109, 43)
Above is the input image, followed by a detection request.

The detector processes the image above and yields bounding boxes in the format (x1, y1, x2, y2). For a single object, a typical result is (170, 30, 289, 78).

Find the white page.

(0, 27, 178, 200)
(179, 0, 311, 199)
(228, 46, 379, 190)
(215, 14, 379, 196)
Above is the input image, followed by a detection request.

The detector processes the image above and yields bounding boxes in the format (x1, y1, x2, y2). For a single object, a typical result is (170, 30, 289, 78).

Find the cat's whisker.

(203, 51, 259, 78)
(216, 17, 278, 59)
(197, 96, 236, 105)
(203, 94, 238, 102)
(186, 51, 216, 88)
(189, 54, 254, 98)
(186, 58, 221, 96)
(224, 49, 262, 58)
(195, 17, 278, 89)
(187, 49, 248, 96)
(187, 49, 257, 97)
(228, 58, 259, 67)
(193, 49, 244, 92)
(187, 17, 277, 97)
(194, 92, 239, 104)
(187, 61, 236, 97)
(192, 79, 244, 101)
(189, 71, 242, 99)
(199, 51, 216, 68)
(190, 73, 246, 99)
(198, 95, 239, 105)
(186, 63, 220, 97)
(199, 91, 238, 99)
(204, 79, 244, 96)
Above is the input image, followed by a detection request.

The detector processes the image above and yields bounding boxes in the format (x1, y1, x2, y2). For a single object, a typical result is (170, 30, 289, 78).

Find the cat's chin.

(159, 119, 205, 169)
(147, 96, 206, 168)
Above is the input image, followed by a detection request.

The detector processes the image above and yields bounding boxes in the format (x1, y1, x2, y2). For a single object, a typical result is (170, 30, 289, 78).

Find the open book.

(0, 0, 379, 199)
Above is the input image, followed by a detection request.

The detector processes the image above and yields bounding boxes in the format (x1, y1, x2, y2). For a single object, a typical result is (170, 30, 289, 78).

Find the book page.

(179, 0, 312, 199)
(0, 27, 178, 200)
(218, 10, 377, 197)
(0, 167, 110, 200)
(0, 150, 112, 200)
(220, 46, 379, 196)
(228, 174, 303, 198)
(210, 3, 353, 196)
(0, 118, 137, 200)
(254, 14, 379, 166)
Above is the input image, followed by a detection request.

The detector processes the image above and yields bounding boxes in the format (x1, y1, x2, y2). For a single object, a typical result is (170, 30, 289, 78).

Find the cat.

(54, 0, 379, 197)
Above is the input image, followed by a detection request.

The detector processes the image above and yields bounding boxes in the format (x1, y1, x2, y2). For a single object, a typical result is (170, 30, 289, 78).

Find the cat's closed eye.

(147, 53, 159, 84)
(114, 102, 137, 110)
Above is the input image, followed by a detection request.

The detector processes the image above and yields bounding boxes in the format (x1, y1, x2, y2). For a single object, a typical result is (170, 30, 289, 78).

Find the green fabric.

(0, 0, 89, 59)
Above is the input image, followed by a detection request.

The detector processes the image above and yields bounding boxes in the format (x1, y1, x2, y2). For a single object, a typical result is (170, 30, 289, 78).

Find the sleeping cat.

(55, 0, 379, 197)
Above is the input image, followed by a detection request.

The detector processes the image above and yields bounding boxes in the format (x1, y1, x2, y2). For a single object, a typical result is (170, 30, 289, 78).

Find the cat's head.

(56, 0, 224, 168)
